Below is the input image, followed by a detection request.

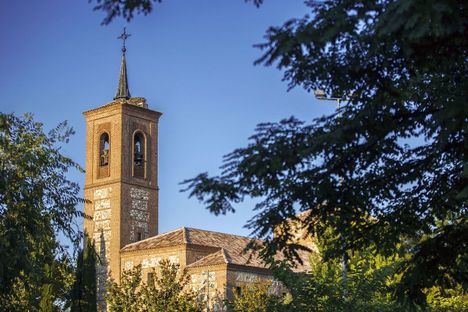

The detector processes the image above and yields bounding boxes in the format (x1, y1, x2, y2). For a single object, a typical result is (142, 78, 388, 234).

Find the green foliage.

(284, 251, 405, 311)
(106, 265, 142, 312)
(272, 242, 467, 312)
(141, 259, 202, 311)
(182, 0, 468, 305)
(0, 113, 83, 310)
(426, 285, 468, 312)
(39, 264, 56, 312)
(106, 259, 203, 312)
(69, 235, 97, 312)
(0, 252, 75, 311)
(226, 281, 286, 312)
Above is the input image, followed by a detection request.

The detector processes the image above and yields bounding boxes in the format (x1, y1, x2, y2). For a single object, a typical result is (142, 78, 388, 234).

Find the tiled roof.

(121, 227, 186, 251)
(121, 227, 311, 271)
(186, 248, 229, 268)
(185, 228, 267, 268)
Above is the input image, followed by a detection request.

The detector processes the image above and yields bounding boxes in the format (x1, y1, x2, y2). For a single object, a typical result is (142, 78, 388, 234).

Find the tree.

(0, 113, 84, 309)
(69, 235, 97, 312)
(106, 265, 142, 312)
(271, 235, 468, 312)
(226, 281, 286, 312)
(106, 259, 203, 312)
(182, 0, 468, 305)
(90, 0, 263, 25)
(89, 0, 468, 305)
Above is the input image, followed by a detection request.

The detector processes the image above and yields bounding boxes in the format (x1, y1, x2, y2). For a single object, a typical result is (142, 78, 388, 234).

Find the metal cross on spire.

(118, 27, 131, 53)
(114, 27, 131, 100)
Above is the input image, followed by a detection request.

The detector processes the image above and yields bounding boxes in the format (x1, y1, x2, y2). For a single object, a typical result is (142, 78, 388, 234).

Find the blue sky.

(0, 0, 335, 237)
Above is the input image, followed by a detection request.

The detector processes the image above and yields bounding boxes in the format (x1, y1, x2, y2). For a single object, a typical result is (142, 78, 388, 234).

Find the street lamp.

(313, 89, 342, 101)
(313, 89, 345, 109)
(314, 89, 349, 297)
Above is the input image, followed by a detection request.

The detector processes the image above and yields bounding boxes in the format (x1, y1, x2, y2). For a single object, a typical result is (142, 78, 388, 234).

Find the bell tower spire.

(114, 27, 131, 100)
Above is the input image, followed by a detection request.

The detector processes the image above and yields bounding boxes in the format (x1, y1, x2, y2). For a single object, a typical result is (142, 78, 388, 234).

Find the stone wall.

(188, 265, 227, 311)
(226, 267, 285, 298)
(93, 186, 112, 310)
(121, 247, 184, 283)
(129, 187, 150, 241)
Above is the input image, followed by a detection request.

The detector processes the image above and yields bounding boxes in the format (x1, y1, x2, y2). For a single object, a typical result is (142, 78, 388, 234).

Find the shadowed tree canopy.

(90, 0, 467, 305)
(69, 236, 97, 312)
(91, 0, 264, 25)
(183, 0, 467, 304)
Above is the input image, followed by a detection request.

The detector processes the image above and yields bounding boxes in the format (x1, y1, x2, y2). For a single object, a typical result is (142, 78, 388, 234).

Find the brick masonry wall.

(83, 100, 161, 311)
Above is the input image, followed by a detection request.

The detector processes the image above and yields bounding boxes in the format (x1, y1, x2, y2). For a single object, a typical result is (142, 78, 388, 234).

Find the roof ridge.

(183, 227, 190, 244)
(220, 248, 231, 263)
(186, 248, 228, 268)
(185, 227, 260, 242)
(121, 227, 185, 250)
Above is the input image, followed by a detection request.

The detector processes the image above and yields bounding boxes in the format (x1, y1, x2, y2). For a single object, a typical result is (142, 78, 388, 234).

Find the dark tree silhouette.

(91, 0, 263, 25)
(182, 0, 468, 305)
(69, 235, 97, 312)
(90, 0, 468, 305)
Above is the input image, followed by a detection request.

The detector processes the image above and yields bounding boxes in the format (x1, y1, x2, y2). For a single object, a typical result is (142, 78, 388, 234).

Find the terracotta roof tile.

(186, 249, 229, 268)
(186, 228, 269, 268)
(121, 228, 185, 252)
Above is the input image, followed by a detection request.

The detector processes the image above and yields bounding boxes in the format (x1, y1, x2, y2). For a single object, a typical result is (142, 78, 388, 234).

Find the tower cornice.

(83, 99, 162, 120)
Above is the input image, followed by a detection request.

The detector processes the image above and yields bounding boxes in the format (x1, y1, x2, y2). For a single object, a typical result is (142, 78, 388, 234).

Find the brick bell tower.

(83, 28, 161, 306)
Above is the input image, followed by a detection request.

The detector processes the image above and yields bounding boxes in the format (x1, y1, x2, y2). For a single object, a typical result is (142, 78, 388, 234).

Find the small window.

(134, 135, 143, 166)
(133, 132, 145, 178)
(147, 272, 154, 284)
(137, 232, 142, 241)
(100, 133, 110, 166)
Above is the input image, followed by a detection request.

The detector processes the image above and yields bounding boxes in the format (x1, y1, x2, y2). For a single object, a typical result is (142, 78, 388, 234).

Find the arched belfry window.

(133, 131, 145, 178)
(99, 132, 110, 167)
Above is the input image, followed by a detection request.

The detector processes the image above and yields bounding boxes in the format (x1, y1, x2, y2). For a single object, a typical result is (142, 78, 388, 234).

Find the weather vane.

(118, 27, 131, 53)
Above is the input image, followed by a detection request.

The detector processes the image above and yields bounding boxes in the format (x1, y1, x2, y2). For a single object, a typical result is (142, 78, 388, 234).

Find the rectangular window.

(133, 132, 146, 179)
(147, 272, 154, 284)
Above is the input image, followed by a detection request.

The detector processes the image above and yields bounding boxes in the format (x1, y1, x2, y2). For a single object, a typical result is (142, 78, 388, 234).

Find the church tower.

(83, 28, 161, 304)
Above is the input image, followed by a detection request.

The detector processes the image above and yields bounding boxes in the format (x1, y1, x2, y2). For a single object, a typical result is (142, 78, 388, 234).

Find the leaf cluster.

(91, 0, 264, 25)
(225, 281, 287, 312)
(106, 259, 203, 312)
(269, 238, 467, 312)
(0, 113, 84, 309)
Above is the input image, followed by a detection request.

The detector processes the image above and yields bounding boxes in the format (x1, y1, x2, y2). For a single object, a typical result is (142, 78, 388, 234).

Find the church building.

(82, 29, 311, 309)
